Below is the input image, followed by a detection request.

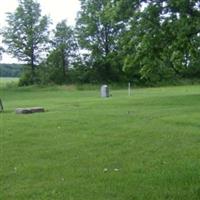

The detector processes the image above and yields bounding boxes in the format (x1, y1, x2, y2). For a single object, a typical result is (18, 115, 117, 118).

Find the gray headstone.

(101, 85, 109, 98)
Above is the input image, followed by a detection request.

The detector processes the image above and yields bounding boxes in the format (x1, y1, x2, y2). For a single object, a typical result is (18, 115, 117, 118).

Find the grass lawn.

(0, 84, 200, 200)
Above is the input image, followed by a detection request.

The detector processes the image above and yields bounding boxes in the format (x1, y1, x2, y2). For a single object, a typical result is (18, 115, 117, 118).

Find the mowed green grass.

(0, 84, 200, 200)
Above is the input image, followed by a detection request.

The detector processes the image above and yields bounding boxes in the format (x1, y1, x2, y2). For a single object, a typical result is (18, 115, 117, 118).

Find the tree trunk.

(62, 48, 68, 80)
(31, 46, 35, 83)
(104, 25, 110, 56)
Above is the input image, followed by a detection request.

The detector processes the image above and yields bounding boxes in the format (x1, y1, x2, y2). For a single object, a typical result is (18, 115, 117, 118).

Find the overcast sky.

(0, 0, 81, 63)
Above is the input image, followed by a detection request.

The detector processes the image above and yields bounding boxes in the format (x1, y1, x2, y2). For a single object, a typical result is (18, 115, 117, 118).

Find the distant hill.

(0, 63, 23, 77)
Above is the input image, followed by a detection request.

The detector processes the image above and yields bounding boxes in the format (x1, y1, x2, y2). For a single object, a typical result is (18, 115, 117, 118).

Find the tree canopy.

(2, 0, 50, 82)
(1, 0, 200, 85)
(43, 20, 78, 84)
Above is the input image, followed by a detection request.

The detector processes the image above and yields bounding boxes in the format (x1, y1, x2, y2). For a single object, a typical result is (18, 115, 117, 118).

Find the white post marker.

(128, 82, 131, 96)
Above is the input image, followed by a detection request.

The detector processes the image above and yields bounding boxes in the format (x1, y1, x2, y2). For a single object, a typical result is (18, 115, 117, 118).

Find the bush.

(18, 69, 40, 86)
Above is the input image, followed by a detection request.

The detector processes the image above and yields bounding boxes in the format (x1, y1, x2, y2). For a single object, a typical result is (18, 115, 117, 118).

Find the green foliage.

(76, 0, 125, 82)
(1, 0, 200, 86)
(18, 68, 40, 86)
(75, 0, 199, 84)
(2, 0, 50, 82)
(39, 21, 78, 84)
(120, 0, 200, 83)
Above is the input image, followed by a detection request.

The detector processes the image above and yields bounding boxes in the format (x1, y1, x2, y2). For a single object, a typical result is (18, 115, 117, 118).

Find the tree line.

(1, 0, 200, 86)
(0, 64, 23, 77)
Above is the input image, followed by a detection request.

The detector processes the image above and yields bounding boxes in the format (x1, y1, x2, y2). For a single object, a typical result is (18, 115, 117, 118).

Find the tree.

(166, 0, 200, 77)
(2, 0, 50, 83)
(119, 0, 200, 83)
(122, 2, 171, 83)
(45, 20, 78, 84)
(76, 0, 125, 82)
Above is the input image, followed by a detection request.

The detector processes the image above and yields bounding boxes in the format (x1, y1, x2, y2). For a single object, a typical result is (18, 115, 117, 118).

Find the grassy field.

(0, 77, 19, 88)
(0, 83, 200, 200)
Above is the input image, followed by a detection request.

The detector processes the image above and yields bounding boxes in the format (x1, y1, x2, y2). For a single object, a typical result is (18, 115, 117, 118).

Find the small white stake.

(128, 82, 131, 96)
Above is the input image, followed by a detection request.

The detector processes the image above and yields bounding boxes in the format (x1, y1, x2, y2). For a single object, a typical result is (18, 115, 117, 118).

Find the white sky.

(0, 0, 81, 63)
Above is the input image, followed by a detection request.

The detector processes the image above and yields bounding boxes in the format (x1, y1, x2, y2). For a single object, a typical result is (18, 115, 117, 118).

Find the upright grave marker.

(0, 98, 3, 112)
(101, 85, 109, 98)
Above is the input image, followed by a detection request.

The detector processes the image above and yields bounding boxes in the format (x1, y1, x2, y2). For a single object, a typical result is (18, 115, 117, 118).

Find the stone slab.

(16, 107, 45, 114)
